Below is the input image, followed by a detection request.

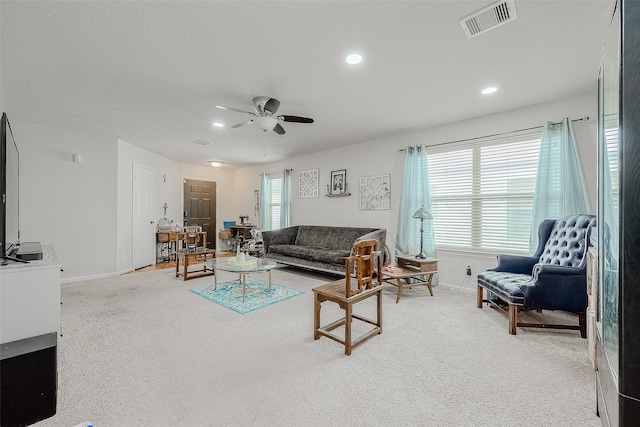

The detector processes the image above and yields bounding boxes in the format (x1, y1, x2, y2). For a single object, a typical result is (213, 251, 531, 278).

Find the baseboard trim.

(61, 271, 122, 284)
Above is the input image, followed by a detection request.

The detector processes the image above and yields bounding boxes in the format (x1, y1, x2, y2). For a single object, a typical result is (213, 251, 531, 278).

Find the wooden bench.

(175, 248, 216, 281)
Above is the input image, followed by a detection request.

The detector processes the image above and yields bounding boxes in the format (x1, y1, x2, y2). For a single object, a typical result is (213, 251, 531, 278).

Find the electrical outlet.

(466, 265, 472, 276)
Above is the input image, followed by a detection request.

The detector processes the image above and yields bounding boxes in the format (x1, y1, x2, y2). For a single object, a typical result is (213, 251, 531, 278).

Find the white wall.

(11, 119, 118, 281)
(232, 92, 598, 286)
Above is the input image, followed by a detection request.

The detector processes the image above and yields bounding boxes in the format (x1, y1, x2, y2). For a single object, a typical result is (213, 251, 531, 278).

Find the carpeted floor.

(35, 266, 600, 426)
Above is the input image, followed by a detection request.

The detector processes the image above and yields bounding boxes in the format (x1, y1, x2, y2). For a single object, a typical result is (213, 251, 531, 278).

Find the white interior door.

(133, 164, 155, 269)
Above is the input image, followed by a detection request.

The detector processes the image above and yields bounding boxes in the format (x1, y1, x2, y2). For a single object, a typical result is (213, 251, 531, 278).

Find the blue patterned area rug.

(189, 278, 304, 314)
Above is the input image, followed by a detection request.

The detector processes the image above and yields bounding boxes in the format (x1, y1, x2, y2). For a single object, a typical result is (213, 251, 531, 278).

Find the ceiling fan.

(216, 96, 314, 135)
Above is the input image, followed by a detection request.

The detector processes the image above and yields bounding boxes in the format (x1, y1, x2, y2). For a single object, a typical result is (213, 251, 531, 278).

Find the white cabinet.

(0, 245, 61, 344)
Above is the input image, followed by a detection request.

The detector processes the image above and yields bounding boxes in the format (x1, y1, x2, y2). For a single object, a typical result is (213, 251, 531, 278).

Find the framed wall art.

(299, 169, 319, 198)
(330, 169, 347, 195)
(360, 174, 390, 210)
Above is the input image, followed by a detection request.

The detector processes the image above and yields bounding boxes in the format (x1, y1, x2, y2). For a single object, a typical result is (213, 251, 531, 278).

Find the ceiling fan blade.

(264, 98, 281, 115)
(278, 115, 314, 124)
(231, 119, 253, 128)
(273, 123, 286, 135)
(216, 105, 256, 116)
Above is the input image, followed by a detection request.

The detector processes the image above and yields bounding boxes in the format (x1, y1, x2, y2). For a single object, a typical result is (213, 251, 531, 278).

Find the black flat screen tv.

(1, 112, 20, 259)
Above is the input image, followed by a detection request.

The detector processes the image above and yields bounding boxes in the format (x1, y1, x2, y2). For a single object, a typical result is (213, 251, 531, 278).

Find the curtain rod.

(397, 116, 590, 152)
(260, 168, 293, 176)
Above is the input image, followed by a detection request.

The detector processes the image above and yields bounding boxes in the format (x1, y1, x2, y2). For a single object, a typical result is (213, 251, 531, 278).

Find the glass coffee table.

(204, 257, 278, 303)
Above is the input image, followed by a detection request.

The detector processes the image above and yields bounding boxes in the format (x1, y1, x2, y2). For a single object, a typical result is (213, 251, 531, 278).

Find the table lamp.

(412, 205, 433, 259)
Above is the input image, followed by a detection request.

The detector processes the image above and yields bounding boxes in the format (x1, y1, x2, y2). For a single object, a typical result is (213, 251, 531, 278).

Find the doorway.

(183, 179, 216, 250)
(133, 165, 155, 269)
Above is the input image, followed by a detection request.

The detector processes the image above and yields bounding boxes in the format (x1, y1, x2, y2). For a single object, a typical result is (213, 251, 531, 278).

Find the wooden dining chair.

(312, 239, 383, 355)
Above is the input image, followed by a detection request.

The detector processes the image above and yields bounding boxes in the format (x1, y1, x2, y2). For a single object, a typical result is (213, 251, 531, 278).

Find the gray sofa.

(262, 225, 386, 274)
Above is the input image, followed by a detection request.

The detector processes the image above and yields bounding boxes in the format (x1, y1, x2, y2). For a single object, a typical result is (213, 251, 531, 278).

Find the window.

(427, 130, 541, 254)
(266, 173, 282, 230)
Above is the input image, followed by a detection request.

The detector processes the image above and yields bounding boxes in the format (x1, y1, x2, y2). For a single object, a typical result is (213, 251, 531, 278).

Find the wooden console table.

(382, 255, 438, 303)
(156, 231, 178, 263)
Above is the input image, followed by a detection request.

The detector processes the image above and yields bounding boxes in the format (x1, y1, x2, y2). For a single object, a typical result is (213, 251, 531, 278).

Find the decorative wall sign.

(299, 169, 319, 198)
(360, 174, 391, 210)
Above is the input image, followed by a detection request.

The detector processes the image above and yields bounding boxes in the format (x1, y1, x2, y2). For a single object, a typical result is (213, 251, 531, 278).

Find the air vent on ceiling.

(460, 0, 518, 39)
(191, 140, 210, 146)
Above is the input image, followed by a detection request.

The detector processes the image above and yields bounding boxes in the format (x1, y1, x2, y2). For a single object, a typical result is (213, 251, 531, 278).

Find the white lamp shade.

(254, 116, 278, 131)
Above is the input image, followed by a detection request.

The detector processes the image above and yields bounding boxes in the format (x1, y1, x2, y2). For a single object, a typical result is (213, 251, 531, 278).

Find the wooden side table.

(175, 248, 216, 281)
(382, 255, 438, 303)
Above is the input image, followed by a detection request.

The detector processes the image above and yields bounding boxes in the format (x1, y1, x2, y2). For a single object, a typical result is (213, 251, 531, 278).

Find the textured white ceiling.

(1, 1, 614, 169)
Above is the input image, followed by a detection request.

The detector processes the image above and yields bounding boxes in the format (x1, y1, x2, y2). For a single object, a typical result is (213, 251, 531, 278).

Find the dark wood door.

(183, 179, 216, 250)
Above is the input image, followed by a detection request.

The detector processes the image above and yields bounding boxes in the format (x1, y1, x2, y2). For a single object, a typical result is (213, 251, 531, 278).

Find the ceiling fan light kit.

(216, 96, 314, 136)
(254, 116, 278, 132)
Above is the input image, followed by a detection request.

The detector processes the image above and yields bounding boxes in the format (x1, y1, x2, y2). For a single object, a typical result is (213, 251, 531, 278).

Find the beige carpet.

(35, 266, 599, 426)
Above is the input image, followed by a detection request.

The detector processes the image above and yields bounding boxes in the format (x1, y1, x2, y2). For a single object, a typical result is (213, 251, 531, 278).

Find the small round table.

(204, 258, 277, 303)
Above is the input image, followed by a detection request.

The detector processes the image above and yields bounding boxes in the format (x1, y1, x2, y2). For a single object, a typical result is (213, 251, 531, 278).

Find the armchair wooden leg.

(377, 289, 383, 334)
(508, 304, 518, 335)
(477, 285, 484, 308)
(579, 312, 586, 339)
(345, 304, 352, 356)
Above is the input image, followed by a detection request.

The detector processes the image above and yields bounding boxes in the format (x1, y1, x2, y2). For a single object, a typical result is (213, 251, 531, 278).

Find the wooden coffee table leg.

(426, 273, 434, 296)
(395, 278, 403, 303)
(175, 255, 180, 278)
(313, 293, 321, 340)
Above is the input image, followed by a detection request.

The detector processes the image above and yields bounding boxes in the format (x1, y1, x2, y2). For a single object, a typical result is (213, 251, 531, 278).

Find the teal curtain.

(396, 145, 437, 282)
(280, 169, 292, 228)
(529, 118, 591, 252)
(259, 173, 269, 230)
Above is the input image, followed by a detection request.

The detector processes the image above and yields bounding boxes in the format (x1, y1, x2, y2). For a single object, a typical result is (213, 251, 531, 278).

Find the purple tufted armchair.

(476, 214, 596, 336)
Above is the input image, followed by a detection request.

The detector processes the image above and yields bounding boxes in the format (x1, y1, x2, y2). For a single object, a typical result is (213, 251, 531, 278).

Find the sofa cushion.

(269, 244, 350, 266)
(477, 271, 531, 305)
(294, 226, 378, 251)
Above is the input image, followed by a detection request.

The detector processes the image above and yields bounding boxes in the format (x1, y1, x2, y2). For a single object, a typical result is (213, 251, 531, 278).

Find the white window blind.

(427, 130, 541, 254)
(268, 175, 283, 230)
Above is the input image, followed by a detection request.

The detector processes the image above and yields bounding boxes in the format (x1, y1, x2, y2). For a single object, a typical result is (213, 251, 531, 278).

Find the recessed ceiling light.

(209, 161, 223, 168)
(482, 86, 498, 95)
(212, 122, 224, 128)
(346, 53, 362, 65)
